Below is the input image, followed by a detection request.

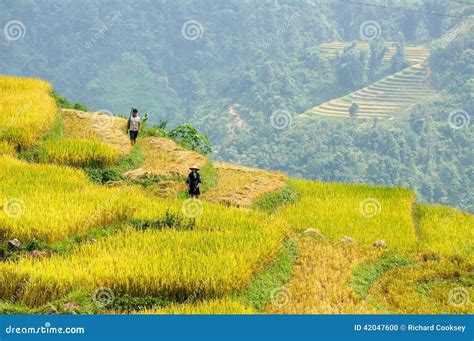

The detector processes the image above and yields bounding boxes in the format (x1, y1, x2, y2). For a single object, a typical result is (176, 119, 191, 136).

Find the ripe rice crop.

(137, 299, 254, 314)
(0, 141, 15, 156)
(38, 137, 119, 168)
(0, 156, 143, 243)
(414, 204, 473, 256)
(0, 204, 286, 306)
(0, 75, 56, 149)
(265, 237, 380, 314)
(369, 257, 473, 314)
(278, 179, 417, 248)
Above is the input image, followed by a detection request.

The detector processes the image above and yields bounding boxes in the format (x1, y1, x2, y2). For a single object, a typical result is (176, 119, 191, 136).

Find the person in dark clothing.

(186, 165, 201, 198)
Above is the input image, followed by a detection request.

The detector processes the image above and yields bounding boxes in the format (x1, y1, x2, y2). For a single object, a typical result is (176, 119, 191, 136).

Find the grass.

(350, 253, 413, 301)
(85, 144, 144, 184)
(236, 239, 297, 311)
(369, 256, 473, 314)
(413, 204, 474, 256)
(278, 179, 417, 248)
(0, 75, 57, 150)
(251, 182, 300, 214)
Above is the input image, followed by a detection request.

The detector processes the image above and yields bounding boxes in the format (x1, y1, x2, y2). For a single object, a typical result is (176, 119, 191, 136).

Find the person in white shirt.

(127, 108, 141, 146)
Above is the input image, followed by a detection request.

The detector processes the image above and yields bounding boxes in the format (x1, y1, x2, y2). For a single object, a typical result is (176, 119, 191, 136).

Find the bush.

(132, 210, 195, 231)
(168, 124, 212, 155)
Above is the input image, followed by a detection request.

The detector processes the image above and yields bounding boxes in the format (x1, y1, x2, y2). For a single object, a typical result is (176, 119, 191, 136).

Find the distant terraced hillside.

(319, 42, 430, 64)
(305, 63, 436, 119)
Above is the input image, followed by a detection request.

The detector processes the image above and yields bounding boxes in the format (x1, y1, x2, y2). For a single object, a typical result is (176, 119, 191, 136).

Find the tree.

(349, 102, 359, 117)
(390, 32, 410, 72)
(368, 39, 388, 78)
(168, 124, 212, 155)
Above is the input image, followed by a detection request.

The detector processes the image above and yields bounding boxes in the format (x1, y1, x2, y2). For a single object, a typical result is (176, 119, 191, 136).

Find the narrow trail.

(63, 110, 286, 206)
(203, 162, 286, 208)
(62, 109, 131, 155)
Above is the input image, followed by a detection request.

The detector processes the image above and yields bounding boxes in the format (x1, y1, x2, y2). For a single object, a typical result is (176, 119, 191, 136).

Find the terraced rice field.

(203, 162, 287, 208)
(319, 42, 430, 64)
(0, 75, 57, 149)
(308, 63, 436, 119)
(278, 179, 417, 249)
(265, 236, 381, 314)
(0, 207, 286, 307)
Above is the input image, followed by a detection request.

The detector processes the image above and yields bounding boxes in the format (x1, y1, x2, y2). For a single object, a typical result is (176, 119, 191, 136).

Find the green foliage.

(132, 210, 196, 231)
(111, 294, 171, 313)
(390, 32, 410, 72)
(251, 182, 300, 214)
(168, 124, 212, 155)
(199, 161, 218, 194)
(350, 253, 413, 300)
(349, 102, 359, 117)
(51, 90, 88, 111)
(85, 144, 144, 184)
(236, 239, 297, 311)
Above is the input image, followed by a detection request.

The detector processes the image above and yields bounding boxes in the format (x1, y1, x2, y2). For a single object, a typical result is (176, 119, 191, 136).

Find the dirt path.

(62, 109, 131, 155)
(62, 110, 287, 205)
(265, 236, 380, 314)
(124, 137, 207, 179)
(203, 162, 286, 208)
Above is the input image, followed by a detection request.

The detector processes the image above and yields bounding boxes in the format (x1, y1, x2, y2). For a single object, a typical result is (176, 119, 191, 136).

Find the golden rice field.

(0, 140, 15, 156)
(0, 156, 135, 243)
(38, 137, 120, 168)
(0, 75, 56, 149)
(0, 209, 286, 307)
(278, 179, 417, 248)
(369, 256, 473, 314)
(1, 75, 473, 315)
(414, 204, 474, 256)
(137, 300, 254, 314)
(265, 236, 381, 314)
(62, 109, 131, 155)
(307, 63, 435, 119)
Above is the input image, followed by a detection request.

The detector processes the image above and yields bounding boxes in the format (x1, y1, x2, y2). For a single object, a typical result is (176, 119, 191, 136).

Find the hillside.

(306, 63, 434, 119)
(0, 75, 472, 315)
